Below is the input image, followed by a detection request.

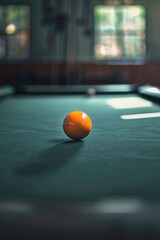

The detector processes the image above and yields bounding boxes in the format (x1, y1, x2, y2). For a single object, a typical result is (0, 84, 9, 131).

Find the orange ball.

(63, 111, 92, 140)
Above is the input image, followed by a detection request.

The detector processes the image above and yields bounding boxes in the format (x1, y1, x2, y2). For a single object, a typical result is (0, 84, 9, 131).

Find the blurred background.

(1, 1, 160, 239)
(0, 0, 160, 88)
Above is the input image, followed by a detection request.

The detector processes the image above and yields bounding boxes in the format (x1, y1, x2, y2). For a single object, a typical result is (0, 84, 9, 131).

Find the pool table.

(0, 84, 160, 240)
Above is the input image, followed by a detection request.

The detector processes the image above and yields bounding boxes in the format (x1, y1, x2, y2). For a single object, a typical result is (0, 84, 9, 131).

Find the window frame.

(93, 4, 147, 64)
(0, 3, 31, 62)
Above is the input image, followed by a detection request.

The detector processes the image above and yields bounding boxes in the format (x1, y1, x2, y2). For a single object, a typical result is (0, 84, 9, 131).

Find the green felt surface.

(0, 94, 160, 201)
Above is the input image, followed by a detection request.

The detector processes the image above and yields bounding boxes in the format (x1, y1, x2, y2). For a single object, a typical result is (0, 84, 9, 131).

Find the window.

(0, 5, 30, 60)
(94, 5, 146, 63)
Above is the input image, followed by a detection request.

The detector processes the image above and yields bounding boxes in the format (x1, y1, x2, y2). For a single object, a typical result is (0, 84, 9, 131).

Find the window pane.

(0, 6, 4, 33)
(121, 6, 146, 33)
(95, 35, 122, 59)
(0, 38, 6, 58)
(123, 36, 146, 59)
(6, 31, 30, 59)
(5, 6, 30, 31)
(94, 6, 117, 33)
